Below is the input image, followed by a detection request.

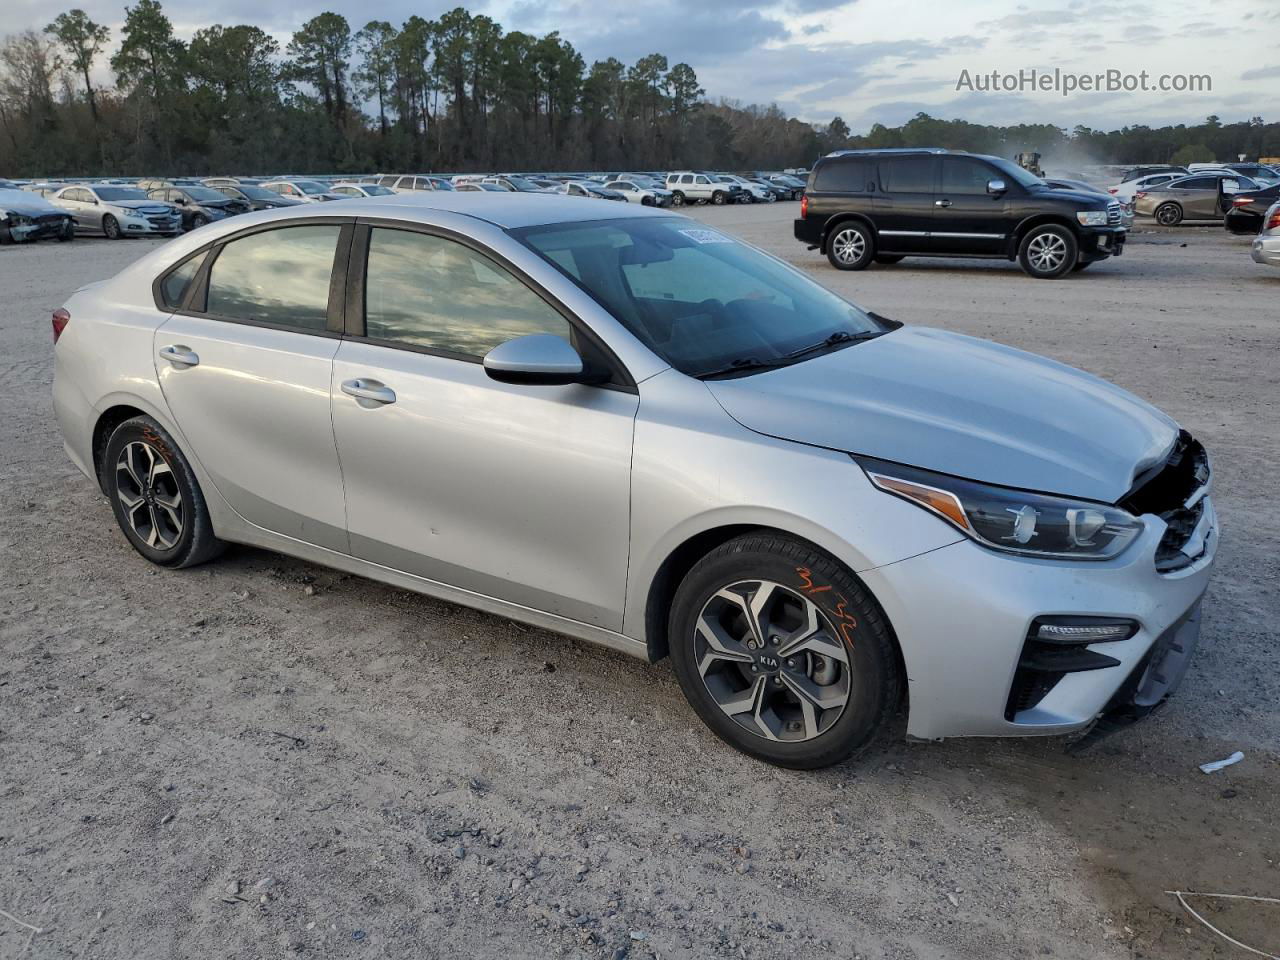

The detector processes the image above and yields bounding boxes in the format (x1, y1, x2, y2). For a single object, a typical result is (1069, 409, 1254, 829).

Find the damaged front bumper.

(5, 214, 72, 241)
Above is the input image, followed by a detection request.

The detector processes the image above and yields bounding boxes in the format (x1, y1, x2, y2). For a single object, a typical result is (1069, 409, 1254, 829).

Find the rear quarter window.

(813, 159, 873, 193)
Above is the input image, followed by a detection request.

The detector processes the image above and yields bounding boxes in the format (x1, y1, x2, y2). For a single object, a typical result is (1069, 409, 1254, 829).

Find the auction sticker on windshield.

(679, 228, 734, 244)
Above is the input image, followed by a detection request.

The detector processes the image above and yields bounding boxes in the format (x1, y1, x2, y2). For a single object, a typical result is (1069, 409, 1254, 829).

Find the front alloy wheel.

(694, 581, 851, 742)
(669, 533, 901, 768)
(1017, 224, 1077, 279)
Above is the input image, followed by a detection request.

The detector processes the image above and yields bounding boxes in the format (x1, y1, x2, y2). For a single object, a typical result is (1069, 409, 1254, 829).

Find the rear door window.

(879, 156, 936, 194)
(813, 159, 873, 192)
(205, 225, 341, 331)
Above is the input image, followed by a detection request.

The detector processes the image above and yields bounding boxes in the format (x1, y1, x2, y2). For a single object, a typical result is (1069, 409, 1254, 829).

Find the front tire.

(57, 220, 75, 242)
(825, 222, 875, 270)
(1155, 202, 1183, 226)
(103, 416, 225, 569)
(671, 191, 685, 207)
(712, 191, 728, 206)
(190, 213, 209, 230)
(669, 533, 901, 769)
(102, 214, 121, 240)
(1017, 224, 1077, 279)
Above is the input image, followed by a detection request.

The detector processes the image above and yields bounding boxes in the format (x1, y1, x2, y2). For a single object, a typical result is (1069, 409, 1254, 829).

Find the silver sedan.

(51, 194, 1216, 767)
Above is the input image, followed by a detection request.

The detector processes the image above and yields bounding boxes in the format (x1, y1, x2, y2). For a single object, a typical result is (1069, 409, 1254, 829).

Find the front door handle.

(341, 378, 397, 406)
(934, 199, 953, 207)
(158, 344, 200, 367)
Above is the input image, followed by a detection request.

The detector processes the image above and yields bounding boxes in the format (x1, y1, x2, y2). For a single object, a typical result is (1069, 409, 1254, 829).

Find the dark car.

(1225, 183, 1280, 234)
(213, 183, 303, 211)
(1118, 164, 1188, 183)
(795, 148, 1125, 278)
(146, 185, 248, 230)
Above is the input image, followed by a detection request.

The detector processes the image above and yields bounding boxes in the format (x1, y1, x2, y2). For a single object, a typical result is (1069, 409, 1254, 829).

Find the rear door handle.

(934, 199, 953, 207)
(341, 378, 396, 405)
(158, 344, 200, 367)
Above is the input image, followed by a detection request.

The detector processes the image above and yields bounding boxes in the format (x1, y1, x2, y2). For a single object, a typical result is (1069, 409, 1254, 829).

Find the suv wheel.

(103, 415, 225, 568)
(1155, 202, 1183, 226)
(712, 191, 728, 205)
(826, 222, 874, 270)
(669, 533, 901, 769)
(1018, 224, 1077, 279)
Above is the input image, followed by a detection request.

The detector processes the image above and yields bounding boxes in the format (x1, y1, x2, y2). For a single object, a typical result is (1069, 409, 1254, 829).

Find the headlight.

(8, 213, 32, 225)
(855, 456, 1143, 560)
(1076, 210, 1108, 226)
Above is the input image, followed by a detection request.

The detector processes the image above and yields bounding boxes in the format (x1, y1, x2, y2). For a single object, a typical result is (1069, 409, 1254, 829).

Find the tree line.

(0, 2, 1275, 177)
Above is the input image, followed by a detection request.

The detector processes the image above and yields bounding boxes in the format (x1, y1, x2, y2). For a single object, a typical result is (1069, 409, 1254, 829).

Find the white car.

(261, 179, 343, 203)
(330, 182, 396, 199)
(604, 179, 674, 207)
(718, 175, 774, 202)
(1107, 172, 1184, 202)
(1251, 201, 1280, 268)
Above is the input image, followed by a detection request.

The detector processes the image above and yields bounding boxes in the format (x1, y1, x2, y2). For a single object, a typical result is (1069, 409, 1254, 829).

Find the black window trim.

(158, 217, 354, 339)
(345, 217, 637, 393)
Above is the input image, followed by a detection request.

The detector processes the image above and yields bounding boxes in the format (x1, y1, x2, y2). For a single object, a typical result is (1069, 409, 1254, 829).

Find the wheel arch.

(642, 524, 907, 697)
(1007, 214, 1079, 258)
(821, 213, 876, 253)
(90, 395, 186, 495)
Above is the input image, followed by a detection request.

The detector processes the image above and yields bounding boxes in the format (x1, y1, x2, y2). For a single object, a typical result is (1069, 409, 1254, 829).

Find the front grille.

(1121, 431, 1211, 571)
(1107, 201, 1121, 225)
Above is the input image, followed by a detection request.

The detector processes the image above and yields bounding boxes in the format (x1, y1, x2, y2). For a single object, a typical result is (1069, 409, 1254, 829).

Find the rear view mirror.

(483, 334, 584, 386)
(987, 179, 1007, 194)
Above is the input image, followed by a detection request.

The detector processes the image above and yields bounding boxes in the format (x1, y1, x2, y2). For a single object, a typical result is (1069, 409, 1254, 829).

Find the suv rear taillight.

(52, 308, 70, 343)
(800, 193, 808, 218)
(1267, 208, 1280, 231)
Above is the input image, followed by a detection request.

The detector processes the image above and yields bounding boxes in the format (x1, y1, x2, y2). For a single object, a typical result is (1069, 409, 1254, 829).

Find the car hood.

(1030, 185, 1109, 206)
(0, 189, 63, 216)
(704, 327, 1179, 503)
(110, 200, 175, 212)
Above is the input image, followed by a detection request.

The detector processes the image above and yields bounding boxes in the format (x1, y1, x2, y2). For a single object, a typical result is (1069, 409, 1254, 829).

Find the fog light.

(1035, 620, 1137, 643)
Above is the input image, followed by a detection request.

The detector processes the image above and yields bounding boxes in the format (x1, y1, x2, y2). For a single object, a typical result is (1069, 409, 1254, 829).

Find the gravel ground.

(2, 208, 1277, 960)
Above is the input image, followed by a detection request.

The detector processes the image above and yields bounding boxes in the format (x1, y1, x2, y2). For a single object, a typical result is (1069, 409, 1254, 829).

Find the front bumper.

(7, 215, 71, 241)
(860, 499, 1216, 741)
(1252, 234, 1280, 267)
(1079, 226, 1126, 261)
(121, 216, 182, 235)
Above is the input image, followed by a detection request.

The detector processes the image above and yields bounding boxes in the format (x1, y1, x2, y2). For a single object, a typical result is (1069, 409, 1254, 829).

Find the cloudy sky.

(10, 0, 1276, 130)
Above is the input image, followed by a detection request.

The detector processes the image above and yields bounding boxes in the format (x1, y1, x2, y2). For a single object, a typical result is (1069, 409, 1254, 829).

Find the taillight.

(52, 308, 70, 343)
(1231, 196, 1253, 206)
(1267, 208, 1280, 231)
(800, 193, 809, 218)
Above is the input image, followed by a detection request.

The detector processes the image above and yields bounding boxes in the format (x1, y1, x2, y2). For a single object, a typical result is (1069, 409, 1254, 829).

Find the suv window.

(206, 225, 340, 330)
(379, 175, 397, 186)
(940, 157, 994, 195)
(813, 158, 873, 192)
(879, 156, 935, 193)
(363, 228, 570, 358)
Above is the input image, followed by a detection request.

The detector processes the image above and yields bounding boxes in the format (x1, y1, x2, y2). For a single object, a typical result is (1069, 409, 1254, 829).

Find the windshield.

(982, 156, 1044, 188)
(185, 186, 228, 201)
(95, 187, 147, 201)
(505, 177, 539, 191)
(515, 217, 882, 377)
(360, 184, 394, 195)
(235, 185, 276, 200)
(293, 180, 329, 194)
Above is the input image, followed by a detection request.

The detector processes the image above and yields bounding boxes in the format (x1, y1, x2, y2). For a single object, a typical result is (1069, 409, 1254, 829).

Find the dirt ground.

(2, 206, 1278, 960)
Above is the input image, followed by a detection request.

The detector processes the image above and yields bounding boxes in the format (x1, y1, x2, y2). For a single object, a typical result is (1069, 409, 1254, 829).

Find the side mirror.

(483, 334, 585, 386)
(987, 178, 1007, 194)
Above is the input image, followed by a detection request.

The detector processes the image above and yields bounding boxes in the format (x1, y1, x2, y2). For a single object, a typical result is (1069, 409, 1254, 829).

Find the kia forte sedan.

(52, 194, 1216, 768)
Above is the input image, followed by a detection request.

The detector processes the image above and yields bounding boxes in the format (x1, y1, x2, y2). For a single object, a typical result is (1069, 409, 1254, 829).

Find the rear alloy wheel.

(103, 416, 225, 568)
(826, 222, 875, 271)
(1018, 224, 1077, 279)
(102, 214, 121, 240)
(669, 533, 901, 769)
(1155, 202, 1183, 226)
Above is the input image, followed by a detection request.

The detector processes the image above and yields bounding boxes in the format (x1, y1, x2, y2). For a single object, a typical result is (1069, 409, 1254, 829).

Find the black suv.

(794, 148, 1125, 278)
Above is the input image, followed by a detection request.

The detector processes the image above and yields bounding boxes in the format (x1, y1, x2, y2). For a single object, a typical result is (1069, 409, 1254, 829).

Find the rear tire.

(102, 214, 121, 240)
(826, 222, 875, 271)
(1155, 202, 1183, 226)
(103, 416, 225, 569)
(668, 533, 901, 769)
(1017, 224, 1077, 279)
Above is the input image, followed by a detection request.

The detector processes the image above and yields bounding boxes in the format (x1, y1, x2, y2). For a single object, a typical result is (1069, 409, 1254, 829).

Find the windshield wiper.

(695, 356, 791, 380)
(782, 329, 883, 360)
